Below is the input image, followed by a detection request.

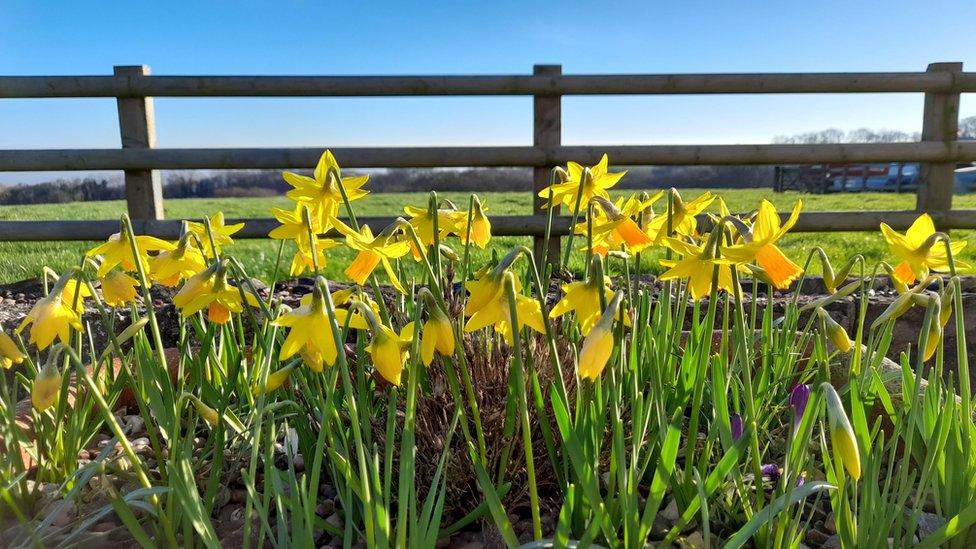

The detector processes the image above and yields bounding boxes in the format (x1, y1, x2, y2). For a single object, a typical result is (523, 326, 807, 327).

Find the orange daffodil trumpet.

(576, 196, 654, 256)
(577, 291, 625, 381)
(880, 213, 971, 285)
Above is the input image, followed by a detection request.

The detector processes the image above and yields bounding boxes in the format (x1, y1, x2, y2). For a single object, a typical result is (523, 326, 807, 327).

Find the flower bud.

(822, 383, 861, 481)
(577, 291, 624, 381)
(817, 308, 852, 353)
(790, 384, 811, 431)
(31, 361, 62, 412)
(187, 394, 220, 427)
(730, 414, 743, 441)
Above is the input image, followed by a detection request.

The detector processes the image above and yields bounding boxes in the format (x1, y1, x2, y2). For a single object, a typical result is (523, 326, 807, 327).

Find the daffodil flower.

(721, 200, 803, 290)
(817, 307, 852, 353)
(549, 257, 622, 335)
(32, 359, 61, 412)
(86, 231, 175, 277)
(576, 196, 653, 255)
(187, 394, 220, 428)
(149, 236, 206, 287)
(457, 196, 492, 249)
(822, 383, 861, 481)
(17, 274, 84, 350)
(254, 363, 298, 396)
(100, 270, 141, 307)
(283, 150, 369, 228)
(880, 213, 971, 285)
(577, 291, 624, 381)
(658, 237, 736, 300)
(186, 212, 244, 259)
(464, 273, 545, 345)
(274, 287, 339, 370)
(464, 250, 522, 317)
(173, 262, 255, 324)
(403, 204, 462, 259)
(332, 218, 411, 294)
(289, 235, 340, 276)
(537, 154, 626, 210)
(61, 278, 92, 315)
(353, 301, 412, 386)
(645, 189, 715, 243)
(0, 329, 24, 369)
(415, 289, 455, 366)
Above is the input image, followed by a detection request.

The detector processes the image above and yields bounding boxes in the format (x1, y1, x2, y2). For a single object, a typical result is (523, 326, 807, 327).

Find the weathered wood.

(2, 210, 975, 242)
(3, 142, 976, 172)
(533, 65, 562, 266)
(4, 72, 976, 98)
(114, 66, 164, 220)
(916, 62, 963, 216)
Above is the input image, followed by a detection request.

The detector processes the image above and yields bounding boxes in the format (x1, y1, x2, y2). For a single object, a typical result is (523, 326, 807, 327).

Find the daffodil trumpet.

(577, 290, 625, 382)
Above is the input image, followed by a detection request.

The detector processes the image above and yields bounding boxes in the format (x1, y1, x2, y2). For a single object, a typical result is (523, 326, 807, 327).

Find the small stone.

(650, 513, 670, 540)
(130, 437, 151, 453)
(124, 415, 145, 436)
(229, 488, 248, 504)
(823, 534, 842, 549)
(679, 531, 705, 548)
(662, 499, 680, 524)
(46, 500, 77, 527)
(91, 521, 116, 533)
(78, 449, 90, 460)
(456, 543, 484, 549)
(805, 529, 830, 545)
(325, 512, 344, 530)
(824, 512, 837, 535)
(320, 483, 337, 499)
(914, 511, 946, 539)
(316, 499, 335, 517)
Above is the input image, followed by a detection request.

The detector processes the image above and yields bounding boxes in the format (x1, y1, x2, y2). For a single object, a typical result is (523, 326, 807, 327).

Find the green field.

(1, 189, 974, 285)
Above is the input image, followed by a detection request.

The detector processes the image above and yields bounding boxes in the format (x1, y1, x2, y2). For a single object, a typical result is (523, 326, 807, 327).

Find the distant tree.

(960, 115, 976, 140)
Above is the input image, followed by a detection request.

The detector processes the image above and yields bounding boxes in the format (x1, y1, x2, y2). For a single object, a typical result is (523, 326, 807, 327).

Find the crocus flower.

(332, 219, 411, 294)
(722, 200, 804, 290)
(790, 384, 811, 431)
(880, 213, 971, 285)
(577, 291, 624, 381)
(730, 414, 744, 441)
(17, 276, 84, 350)
(31, 360, 61, 412)
(86, 231, 175, 277)
(100, 270, 141, 307)
(761, 464, 782, 483)
(283, 150, 369, 228)
(537, 154, 626, 210)
(186, 212, 244, 258)
(0, 330, 24, 369)
(822, 383, 861, 481)
(273, 287, 339, 370)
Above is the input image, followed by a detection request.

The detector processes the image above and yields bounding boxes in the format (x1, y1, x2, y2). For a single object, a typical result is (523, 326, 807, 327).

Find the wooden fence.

(2, 62, 976, 261)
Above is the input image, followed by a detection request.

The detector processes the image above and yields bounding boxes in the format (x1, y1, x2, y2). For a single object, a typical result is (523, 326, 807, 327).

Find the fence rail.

(1, 63, 975, 259)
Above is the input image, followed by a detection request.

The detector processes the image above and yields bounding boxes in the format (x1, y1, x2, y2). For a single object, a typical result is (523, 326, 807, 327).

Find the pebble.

(91, 522, 116, 533)
(316, 499, 335, 517)
(824, 512, 837, 535)
(806, 528, 830, 545)
(320, 483, 337, 499)
(46, 500, 77, 528)
(325, 512, 344, 530)
(131, 437, 151, 453)
(124, 415, 146, 436)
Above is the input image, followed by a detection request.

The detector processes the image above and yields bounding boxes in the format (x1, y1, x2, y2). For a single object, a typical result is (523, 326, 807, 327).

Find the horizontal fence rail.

(1, 62, 975, 259)
(3, 72, 976, 98)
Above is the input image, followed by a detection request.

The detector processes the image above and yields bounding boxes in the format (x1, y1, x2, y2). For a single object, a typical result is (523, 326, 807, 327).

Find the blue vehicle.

(956, 165, 976, 193)
(825, 163, 919, 192)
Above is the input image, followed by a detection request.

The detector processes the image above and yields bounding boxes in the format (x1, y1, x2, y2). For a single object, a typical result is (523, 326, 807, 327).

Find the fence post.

(114, 65, 164, 220)
(916, 62, 962, 217)
(533, 64, 562, 268)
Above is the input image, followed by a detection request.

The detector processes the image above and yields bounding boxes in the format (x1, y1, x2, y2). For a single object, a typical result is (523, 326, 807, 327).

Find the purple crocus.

(731, 414, 744, 441)
(761, 463, 782, 483)
(790, 384, 811, 431)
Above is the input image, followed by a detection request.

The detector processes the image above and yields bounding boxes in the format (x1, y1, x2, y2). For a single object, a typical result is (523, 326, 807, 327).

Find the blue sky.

(2, 0, 975, 183)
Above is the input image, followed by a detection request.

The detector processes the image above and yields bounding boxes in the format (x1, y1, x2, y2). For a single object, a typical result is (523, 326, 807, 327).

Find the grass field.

(1, 189, 974, 284)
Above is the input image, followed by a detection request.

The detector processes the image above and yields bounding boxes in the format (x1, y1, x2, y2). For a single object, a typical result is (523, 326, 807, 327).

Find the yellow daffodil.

(61, 278, 92, 315)
(356, 305, 413, 386)
(645, 189, 715, 243)
(32, 360, 62, 412)
(149, 237, 207, 287)
(100, 270, 141, 307)
(538, 154, 626, 210)
(457, 197, 492, 249)
(86, 232, 175, 277)
(17, 276, 84, 350)
(269, 204, 321, 243)
(577, 197, 653, 255)
(332, 218, 411, 293)
(578, 291, 624, 381)
(721, 200, 803, 290)
(464, 274, 545, 345)
(0, 329, 24, 369)
(822, 383, 861, 481)
(254, 363, 298, 395)
(415, 290, 455, 366)
(187, 394, 220, 427)
(817, 308, 852, 353)
(550, 258, 616, 335)
(403, 204, 462, 259)
(274, 288, 339, 370)
(173, 263, 253, 324)
(880, 213, 971, 285)
(330, 288, 379, 330)
(658, 237, 736, 300)
(289, 236, 340, 277)
(283, 150, 369, 227)
(186, 212, 244, 258)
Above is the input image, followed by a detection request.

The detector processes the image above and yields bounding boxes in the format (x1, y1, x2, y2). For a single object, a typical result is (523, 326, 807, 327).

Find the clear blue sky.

(2, 0, 975, 183)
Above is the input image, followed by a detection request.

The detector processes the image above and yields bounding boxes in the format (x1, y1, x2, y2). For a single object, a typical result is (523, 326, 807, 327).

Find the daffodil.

(149, 237, 207, 287)
(576, 197, 652, 255)
(17, 275, 84, 350)
(537, 154, 626, 210)
(288, 236, 340, 276)
(464, 250, 522, 317)
(457, 197, 492, 249)
(187, 394, 220, 427)
(283, 150, 369, 227)
(550, 258, 615, 335)
(186, 212, 244, 258)
(100, 270, 141, 307)
(464, 273, 545, 345)
(645, 189, 715, 243)
(0, 329, 24, 369)
(415, 289, 455, 366)
(354, 302, 412, 386)
(332, 218, 411, 294)
(822, 383, 861, 481)
(403, 204, 462, 259)
(274, 287, 339, 370)
(578, 291, 624, 381)
(61, 278, 92, 315)
(173, 262, 253, 324)
(86, 232, 175, 277)
(32, 360, 61, 412)
(817, 307, 852, 353)
(881, 213, 971, 285)
(658, 237, 736, 300)
(254, 363, 297, 395)
(722, 200, 803, 290)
